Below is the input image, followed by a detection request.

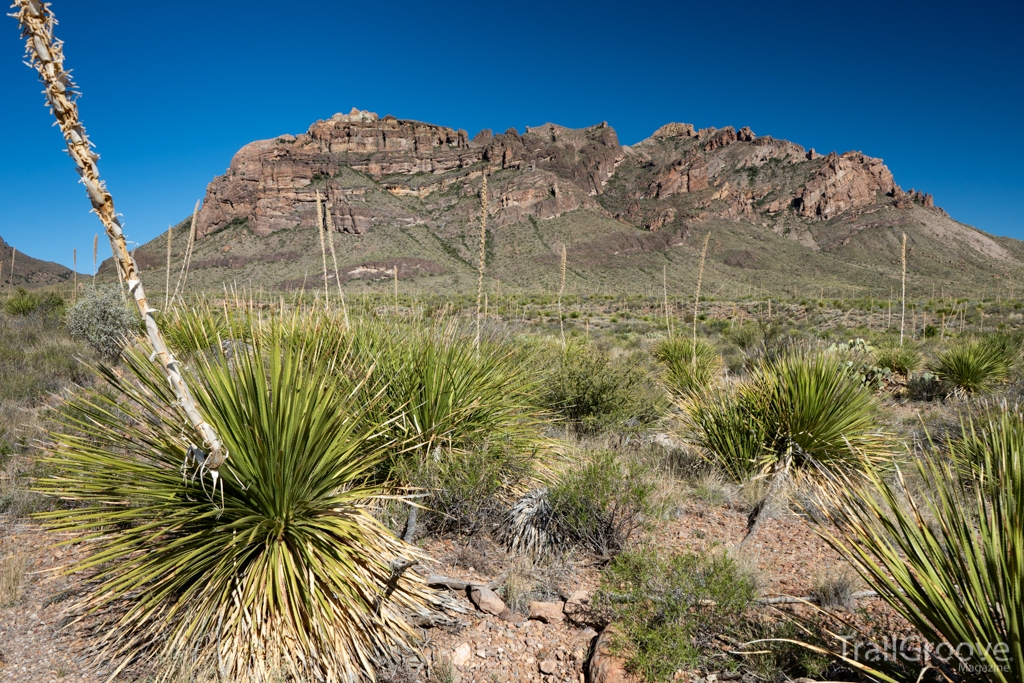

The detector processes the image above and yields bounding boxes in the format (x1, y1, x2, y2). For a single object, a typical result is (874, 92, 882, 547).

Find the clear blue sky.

(2, 0, 1021, 270)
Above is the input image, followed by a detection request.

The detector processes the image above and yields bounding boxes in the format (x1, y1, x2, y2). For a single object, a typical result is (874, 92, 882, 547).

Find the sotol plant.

(37, 314, 437, 681)
(808, 407, 1023, 683)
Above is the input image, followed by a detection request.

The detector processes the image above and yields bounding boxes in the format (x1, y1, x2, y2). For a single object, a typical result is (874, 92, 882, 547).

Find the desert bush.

(160, 303, 235, 355)
(546, 450, 655, 557)
(398, 441, 535, 535)
(344, 317, 548, 466)
(948, 402, 1024, 477)
(500, 450, 656, 558)
(727, 322, 763, 352)
(687, 350, 891, 484)
(686, 390, 766, 483)
(542, 340, 665, 433)
(934, 339, 1010, 395)
(37, 313, 437, 682)
(595, 548, 755, 681)
(654, 337, 721, 399)
(65, 285, 138, 359)
(3, 288, 64, 316)
(809, 410, 1024, 683)
(811, 566, 860, 610)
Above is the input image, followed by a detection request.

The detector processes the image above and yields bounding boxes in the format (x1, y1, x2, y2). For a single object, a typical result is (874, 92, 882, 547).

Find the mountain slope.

(0, 236, 76, 289)
(116, 109, 1024, 298)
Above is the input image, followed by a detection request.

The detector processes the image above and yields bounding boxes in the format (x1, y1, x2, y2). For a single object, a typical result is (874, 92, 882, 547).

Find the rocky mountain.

(118, 109, 1024, 297)
(0, 236, 76, 289)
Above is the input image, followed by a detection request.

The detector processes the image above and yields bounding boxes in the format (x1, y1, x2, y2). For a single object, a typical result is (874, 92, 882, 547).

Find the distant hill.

(112, 109, 1024, 299)
(0, 236, 76, 290)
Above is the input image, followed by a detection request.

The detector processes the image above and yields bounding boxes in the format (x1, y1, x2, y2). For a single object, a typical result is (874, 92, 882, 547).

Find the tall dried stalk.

(72, 248, 77, 304)
(172, 201, 200, 306)
(9, 247, 15, 292)
(12, 0, 226, 470)
(164, 225, 172, 308)
(393, 265, 399, 316)
(475, 174, 488, 351)
(315, 191, 330, 310)
(663, 263, 672, 338)
(900, 232, 907, 346)
(558, 244, 567, 349)
(92, 233, 98, 279)
(692, 231, 710, 366)
(323, 202, 348, 326)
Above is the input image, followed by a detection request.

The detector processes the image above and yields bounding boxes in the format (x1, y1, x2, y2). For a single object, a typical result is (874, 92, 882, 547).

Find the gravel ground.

(0, 496, 900, 683)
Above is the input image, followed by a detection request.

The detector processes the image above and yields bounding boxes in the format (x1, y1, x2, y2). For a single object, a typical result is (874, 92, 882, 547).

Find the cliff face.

(199, 108, 952, 250)
(128, 106, 1019, 296)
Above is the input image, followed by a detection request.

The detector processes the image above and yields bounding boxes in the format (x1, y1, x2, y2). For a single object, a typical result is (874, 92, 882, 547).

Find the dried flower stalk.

(12, 0, 226, 470)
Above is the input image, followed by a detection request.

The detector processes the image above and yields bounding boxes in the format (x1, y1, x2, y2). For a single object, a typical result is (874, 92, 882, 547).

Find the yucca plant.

(807, 410, 1023, 682)
(873, 338, 922, 376)
(686, 389, 766, 483)
(37, 313, 437, 682)
(654, 337, 722, 399)
(688, 350, 891, 485)
(339, 316, 546, 460)
(949, 401, 1024, 477)
(934, 339, 1009, 395)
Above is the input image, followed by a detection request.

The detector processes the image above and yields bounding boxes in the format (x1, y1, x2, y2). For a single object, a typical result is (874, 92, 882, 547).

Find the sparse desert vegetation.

(3, 3, 1022, 681)
(2, 281, 1023, 682)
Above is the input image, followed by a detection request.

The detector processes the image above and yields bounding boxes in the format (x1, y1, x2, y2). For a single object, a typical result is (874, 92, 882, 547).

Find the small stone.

(451, 642, 472, 666)
(528, 600, 565, 624)
(469, 586, 507, 616)
(539, 659, 557, 675)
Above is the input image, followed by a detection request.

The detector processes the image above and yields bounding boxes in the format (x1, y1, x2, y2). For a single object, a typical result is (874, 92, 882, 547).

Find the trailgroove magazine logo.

(840, 635, 1013, 674)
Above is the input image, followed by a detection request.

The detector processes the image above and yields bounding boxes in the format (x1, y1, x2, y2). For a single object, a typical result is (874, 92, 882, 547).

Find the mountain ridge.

(110, 109, 1024, 298)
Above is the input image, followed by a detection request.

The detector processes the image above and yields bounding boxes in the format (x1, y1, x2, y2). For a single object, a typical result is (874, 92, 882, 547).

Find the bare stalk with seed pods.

(11, 0, 227, 471)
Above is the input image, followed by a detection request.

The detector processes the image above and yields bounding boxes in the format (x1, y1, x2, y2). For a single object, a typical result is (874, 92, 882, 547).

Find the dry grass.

(811, 565, 861, 610)
(0, 553, 28, 607)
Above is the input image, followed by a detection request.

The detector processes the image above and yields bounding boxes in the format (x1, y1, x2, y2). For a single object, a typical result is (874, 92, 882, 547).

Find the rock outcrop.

(790, 151, 898, 220)
(185, 109, 965, 278)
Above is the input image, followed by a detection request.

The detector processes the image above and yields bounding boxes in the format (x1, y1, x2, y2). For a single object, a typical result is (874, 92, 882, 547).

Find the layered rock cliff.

(120, 107, 1021, 295)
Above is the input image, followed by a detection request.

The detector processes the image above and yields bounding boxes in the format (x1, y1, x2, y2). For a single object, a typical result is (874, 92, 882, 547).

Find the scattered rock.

(539, 659, 557, 674)
(529, 600, 565, 624)
(563, 590, 595, 624)
(469, 586, 507, 616)
(451, 642, 472, 666)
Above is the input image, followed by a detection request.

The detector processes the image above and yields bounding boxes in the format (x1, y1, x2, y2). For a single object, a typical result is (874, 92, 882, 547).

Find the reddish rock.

(793, 151, 899, 220)
(651, 122, 696, 138)
(469, 586, 507, 616)
(529, 600, 565, 624)
(588, 627, 639, 683)
(704, 126, 738, 151)
(737, 126, 756, 141)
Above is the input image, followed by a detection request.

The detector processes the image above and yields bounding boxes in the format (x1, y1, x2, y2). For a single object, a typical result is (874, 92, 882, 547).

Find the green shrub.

(934, 339, 1010, 395)
(65, 285, 138, 359)
(547, 451, 655, 557)
(399, 442, 535, 535)
(654, 337, 721, 399)
(595, 549, 755, 681)
(687, 390, 766, 483)
(3, 288, 64, 316)
(687, 350, 890, 483)
(38, 312, 437, 682)
(542, 340, 665, 433)
(727, 322, 762, 351)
